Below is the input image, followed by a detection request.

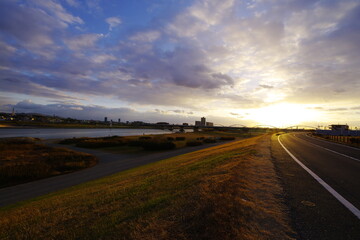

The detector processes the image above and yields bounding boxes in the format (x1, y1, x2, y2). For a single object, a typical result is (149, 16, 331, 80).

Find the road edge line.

(277, 135, 360, 220)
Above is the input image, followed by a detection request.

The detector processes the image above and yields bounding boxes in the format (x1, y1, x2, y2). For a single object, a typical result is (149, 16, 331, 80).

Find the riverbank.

(0, 134, 296, 239)
(0, 131, 239, 188)
(0, 138, 97, 188)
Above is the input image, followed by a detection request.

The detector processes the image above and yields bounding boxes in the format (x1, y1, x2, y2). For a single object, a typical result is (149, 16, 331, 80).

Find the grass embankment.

(0, 138, 98, 188)
(58, 132, 240, 152)
(0, 135, 295, 239)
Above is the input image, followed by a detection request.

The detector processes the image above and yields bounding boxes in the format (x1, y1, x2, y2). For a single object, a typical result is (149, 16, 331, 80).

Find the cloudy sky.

(1, 0, 360, 127)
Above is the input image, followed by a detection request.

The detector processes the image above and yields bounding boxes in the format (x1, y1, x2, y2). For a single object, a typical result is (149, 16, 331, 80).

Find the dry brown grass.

(129, 135, 296, 240)
(0, 138, 98, 187)
(0, 135, 295, 239)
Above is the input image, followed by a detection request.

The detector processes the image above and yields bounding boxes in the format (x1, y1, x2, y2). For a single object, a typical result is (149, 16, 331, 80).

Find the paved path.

(0, 141, 226, 207)
(271, 133, 360, 240)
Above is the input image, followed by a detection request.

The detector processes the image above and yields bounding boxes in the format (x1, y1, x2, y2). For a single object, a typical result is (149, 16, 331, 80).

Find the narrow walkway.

(0, 141, 226, 207)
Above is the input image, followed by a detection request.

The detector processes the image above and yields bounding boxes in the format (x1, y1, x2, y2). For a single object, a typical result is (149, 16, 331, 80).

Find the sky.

(1, 0, 360, 128)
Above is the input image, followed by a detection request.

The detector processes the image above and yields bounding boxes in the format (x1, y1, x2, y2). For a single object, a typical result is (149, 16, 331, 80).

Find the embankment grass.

(0, 138, 98, 188)
(0, 134, 295, 239)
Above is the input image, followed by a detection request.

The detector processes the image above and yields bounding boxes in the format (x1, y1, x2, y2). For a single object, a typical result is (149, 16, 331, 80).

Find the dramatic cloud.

(106, 16, 122, 30)
(31, 0, 84, 26)
(64, 33, 103, 51)
(1, 0, 360, 126)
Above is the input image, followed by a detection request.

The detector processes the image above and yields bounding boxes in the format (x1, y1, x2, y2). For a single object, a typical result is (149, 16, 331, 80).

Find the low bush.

(60, 136, 124, 145)
(0, 137, 38, 145)
(141, 141, 176, 151)
(127, 140, 144, 147)
(103, 136, 123, 139)
(167, 137, 175, 141)
(203, 138, 217, 143)
(46, 151, 97, 172)
(76, 140, 125, 148)
(59, 137, 90, 145)
(0, 139, 98, 188)
(219, 136, 236, 141)
(139, 136, 152, 140)
(186, 141, 203, 146)
(175, 137, 186, 141)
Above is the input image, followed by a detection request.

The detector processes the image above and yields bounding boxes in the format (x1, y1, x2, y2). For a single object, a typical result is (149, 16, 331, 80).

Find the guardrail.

(315, 134, 360, 147)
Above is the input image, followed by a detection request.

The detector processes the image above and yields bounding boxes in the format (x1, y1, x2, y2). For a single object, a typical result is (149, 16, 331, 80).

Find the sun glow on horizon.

(249, 103, 321, 127)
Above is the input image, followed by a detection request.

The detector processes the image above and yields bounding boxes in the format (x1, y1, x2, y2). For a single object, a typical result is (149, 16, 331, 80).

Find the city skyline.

(1, 0, 360, 127)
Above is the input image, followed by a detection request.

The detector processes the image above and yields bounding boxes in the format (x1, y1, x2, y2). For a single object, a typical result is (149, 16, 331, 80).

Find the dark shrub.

(0, 138, 36, 144)
(142, 141, 176, 151)
(203, 138, 217, 143)
(59, 137, 89, 145)
(186, 141, 203, 146)
(167, 137, 175, 141)
(128, 140, 144, 147)
(196, 137, 205, 140)
(76, 140, 125, 148)
(175, 137, 186, 141)
(219, 136, 235, 141)
(103, 136, 123, 140)
(139, 136, 152, 140)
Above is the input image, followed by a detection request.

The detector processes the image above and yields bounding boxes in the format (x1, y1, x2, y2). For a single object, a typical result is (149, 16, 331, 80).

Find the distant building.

(118, 118, 121, 123)
(330, 124, 349, 131)
(195, 117, 212, 127)
(201, 117, 206, 126)
(104, 117, 108, 122)
(156, 122, 169, 125)
(182, 123, 189, 126)
(132, 121, 144, 125)
(316, 124, 360, 136)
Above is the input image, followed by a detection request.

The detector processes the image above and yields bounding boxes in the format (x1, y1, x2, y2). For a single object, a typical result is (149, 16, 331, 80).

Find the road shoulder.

(271, 133, 360, 240)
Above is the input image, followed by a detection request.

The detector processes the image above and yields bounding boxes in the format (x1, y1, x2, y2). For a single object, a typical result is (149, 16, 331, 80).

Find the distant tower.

(104, 117, 108, 122)
(118, 118, 121, 123)
(201, 117, 206, 126)
(11, 107, 15, 116)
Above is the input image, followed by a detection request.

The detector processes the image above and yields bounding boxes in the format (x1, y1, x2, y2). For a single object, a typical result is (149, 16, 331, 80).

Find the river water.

(0, 128, 180, 139)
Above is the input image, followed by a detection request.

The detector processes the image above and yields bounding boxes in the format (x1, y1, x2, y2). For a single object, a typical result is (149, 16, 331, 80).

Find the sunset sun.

(251, 103, 321, 127)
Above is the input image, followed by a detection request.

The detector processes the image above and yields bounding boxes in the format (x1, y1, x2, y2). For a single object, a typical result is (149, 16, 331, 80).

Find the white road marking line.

(278, 135, 360, 220)
(293, 135, 360, 162)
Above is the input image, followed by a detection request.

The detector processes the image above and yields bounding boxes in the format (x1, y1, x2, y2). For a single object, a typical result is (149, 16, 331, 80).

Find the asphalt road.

(0, 141, 227, 208)
(272, 133, 360, 239)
